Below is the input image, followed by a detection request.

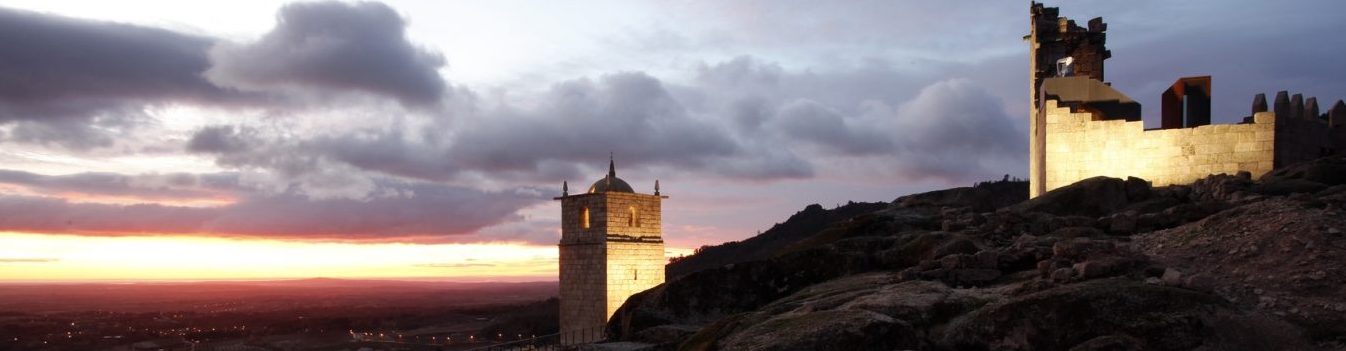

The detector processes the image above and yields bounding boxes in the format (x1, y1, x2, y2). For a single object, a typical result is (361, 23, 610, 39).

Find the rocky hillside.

(604, 156, 1346, 351)
(666, 201, 888, 279)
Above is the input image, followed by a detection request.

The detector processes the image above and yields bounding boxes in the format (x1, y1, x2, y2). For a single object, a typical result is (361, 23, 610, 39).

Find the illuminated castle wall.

(1027, 2, 1345, 198)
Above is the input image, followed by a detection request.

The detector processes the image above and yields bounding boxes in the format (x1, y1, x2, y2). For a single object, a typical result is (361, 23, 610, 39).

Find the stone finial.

(608, 153, 616, 178)
(1274, 91, 1291, 118)
(1330, 100, 1346, 128)
(1251, 93, 1268, 114)
(1291, 94, 1305, 120)
(563, 181, 568, 196)
(654, 179, 660, 196)
(1305, 97, 1320, 120)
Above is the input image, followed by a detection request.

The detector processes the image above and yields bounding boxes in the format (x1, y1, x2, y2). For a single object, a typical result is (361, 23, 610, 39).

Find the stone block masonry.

(1037, 99, 1275, 194)
(556, 184, 665, 345)
(1031, 78, 1345, 197)
(558, 242, 606, 343)
(604, 241, 664, 319)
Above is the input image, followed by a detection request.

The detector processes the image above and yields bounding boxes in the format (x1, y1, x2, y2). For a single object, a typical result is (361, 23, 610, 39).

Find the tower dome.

(587, 156, 634, 193)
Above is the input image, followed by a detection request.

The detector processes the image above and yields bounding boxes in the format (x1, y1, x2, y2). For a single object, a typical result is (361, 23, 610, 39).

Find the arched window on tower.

(581, 207, 590, 229)
(628, 206, 639, 227)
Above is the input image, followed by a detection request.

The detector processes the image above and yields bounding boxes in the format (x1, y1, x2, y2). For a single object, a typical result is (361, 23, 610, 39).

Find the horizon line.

(0, 276, 560, 285)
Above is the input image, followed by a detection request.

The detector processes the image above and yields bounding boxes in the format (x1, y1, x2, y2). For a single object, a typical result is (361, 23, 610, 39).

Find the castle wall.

(1028, 2, 1111, 198)
(1025, 3, 1344, 198)
(1038, 99, 1277, 193)
(1275, 116, 1336, 168)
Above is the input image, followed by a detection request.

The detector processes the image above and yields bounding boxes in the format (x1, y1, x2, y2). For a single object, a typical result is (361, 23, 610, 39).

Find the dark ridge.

(665, 201, 887, 279)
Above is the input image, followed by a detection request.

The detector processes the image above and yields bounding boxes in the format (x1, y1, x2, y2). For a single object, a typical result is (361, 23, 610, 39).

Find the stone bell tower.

(555, 156, 665, 344)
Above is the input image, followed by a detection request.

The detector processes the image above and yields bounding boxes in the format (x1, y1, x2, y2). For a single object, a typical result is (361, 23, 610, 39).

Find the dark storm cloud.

(309, 131, 459, 181)
(771, 99, 893, 155)
(0, 6, 247, 149)
(202, 182, 534, 239)
(682, 56, 1024, 181)
(0, 7, 228, 121)
(186, 125, 257, 154)
(0, 2, 451, 150)
(206, 1, 448, 105)
(0, 176, 540, 242)
(186, 124, 461, 183)
(185, 70, 804, 185)
(0, 169, 238, 201)
(7, 119, 117, 150)
(0, 195, 218, 234)
(447, 72, 751, 178)
(183, 56, 1022, 185)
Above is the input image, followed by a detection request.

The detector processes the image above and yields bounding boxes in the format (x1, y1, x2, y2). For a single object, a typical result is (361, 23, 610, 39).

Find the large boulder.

(1253, 156, 1346, 196)
(1259, 155, 1346, 187)
(1189, 173, 1254, 202)
(1011, 177, 1150, 217)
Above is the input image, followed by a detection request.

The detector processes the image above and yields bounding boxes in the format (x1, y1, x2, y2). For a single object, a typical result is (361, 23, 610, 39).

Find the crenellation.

(1331, 100, 1346, 128)
(1291, 94, 1305, 121)
(1274, 91, 1291, 120)
(1306, 97, 1320, 121)
(1252, 93, 1268, 114)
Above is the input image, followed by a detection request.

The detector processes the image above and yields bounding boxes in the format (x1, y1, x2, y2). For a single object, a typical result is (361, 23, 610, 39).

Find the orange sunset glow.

(3, 0, 1345, 349)
(0, 232, 561, 281)
(0, 232, 696, 282)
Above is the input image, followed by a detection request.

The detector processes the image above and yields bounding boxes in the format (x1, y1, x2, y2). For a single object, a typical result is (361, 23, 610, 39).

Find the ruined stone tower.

(555, 157, 665, 344)
(1028, 1, 1111, 198)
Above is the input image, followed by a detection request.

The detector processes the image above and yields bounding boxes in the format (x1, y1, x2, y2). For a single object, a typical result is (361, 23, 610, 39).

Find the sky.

(0, 0, 1344, 282)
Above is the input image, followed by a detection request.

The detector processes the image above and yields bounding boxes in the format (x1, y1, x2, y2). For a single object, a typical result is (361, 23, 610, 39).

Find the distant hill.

(0, 279, 557, 313)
